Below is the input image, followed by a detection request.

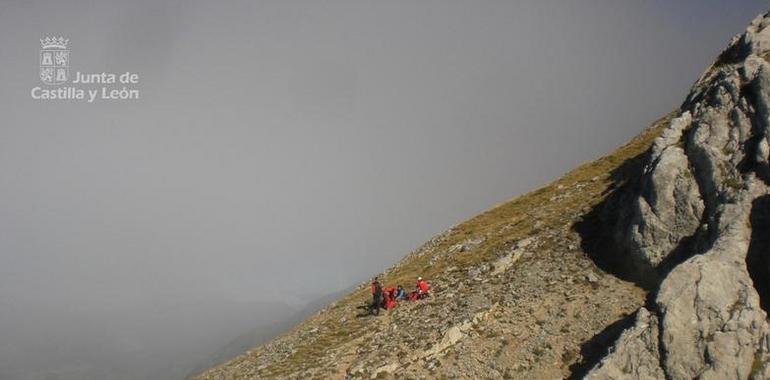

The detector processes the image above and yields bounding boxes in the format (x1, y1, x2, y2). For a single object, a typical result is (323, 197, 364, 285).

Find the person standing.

(370, 277, 383, 315)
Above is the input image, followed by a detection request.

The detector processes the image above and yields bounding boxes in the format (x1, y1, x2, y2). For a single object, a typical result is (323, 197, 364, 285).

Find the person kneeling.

(416, 276, 431, 299)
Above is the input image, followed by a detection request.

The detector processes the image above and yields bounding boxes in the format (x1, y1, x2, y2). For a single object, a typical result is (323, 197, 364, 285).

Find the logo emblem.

(39, 36, 69, 85)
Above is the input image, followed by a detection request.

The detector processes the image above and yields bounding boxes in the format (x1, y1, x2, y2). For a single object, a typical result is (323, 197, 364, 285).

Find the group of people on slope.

(367, 276, 431, 316)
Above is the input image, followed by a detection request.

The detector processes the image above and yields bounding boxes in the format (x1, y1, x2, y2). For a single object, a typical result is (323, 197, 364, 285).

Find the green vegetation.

(751, 350, 765, 378)
(724, 176, 744, 191)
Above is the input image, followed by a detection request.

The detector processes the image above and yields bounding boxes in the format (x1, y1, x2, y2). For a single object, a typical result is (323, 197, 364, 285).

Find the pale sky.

(0, 1, 767, 379)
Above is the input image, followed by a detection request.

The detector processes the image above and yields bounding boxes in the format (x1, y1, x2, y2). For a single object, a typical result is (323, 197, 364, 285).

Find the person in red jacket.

(382, 287, 398, 310)
(416, 276, 431, 299)
(369, 277, 383, 315)
(371, 277, 380, 294)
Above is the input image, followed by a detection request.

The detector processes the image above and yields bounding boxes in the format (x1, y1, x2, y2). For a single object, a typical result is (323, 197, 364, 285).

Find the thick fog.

(0, 1, 767, 379)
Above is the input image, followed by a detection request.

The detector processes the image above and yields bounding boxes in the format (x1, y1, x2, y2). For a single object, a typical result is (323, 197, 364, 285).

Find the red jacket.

(417, 280, 430, 293)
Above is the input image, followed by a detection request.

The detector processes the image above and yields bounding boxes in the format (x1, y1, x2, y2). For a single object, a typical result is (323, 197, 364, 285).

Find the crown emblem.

(40, 36, 69, 49)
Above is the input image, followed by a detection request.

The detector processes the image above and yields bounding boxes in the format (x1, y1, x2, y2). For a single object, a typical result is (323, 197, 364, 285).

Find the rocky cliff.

(586, 13, 770, 379)
(193, 13, 770, 380)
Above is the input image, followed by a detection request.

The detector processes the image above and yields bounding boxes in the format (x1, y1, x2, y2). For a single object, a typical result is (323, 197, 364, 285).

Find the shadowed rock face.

(587, 13, 770, 380)
(747, 195, 770, 313)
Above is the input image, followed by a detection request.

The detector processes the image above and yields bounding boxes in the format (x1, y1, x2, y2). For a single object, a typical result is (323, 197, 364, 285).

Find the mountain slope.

(194, 13, 770, 380)
(192, 111, 670, 380)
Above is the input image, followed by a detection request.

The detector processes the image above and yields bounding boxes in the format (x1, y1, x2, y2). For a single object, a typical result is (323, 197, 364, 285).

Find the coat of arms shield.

(40, 37, 69, 85)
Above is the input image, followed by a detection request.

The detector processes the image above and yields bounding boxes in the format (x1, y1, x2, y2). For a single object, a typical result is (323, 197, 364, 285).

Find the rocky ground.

(193, 12, 770, 380)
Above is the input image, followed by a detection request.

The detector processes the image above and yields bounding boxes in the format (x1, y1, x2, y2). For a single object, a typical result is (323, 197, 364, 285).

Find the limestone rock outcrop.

(588, 13, 770, 379)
